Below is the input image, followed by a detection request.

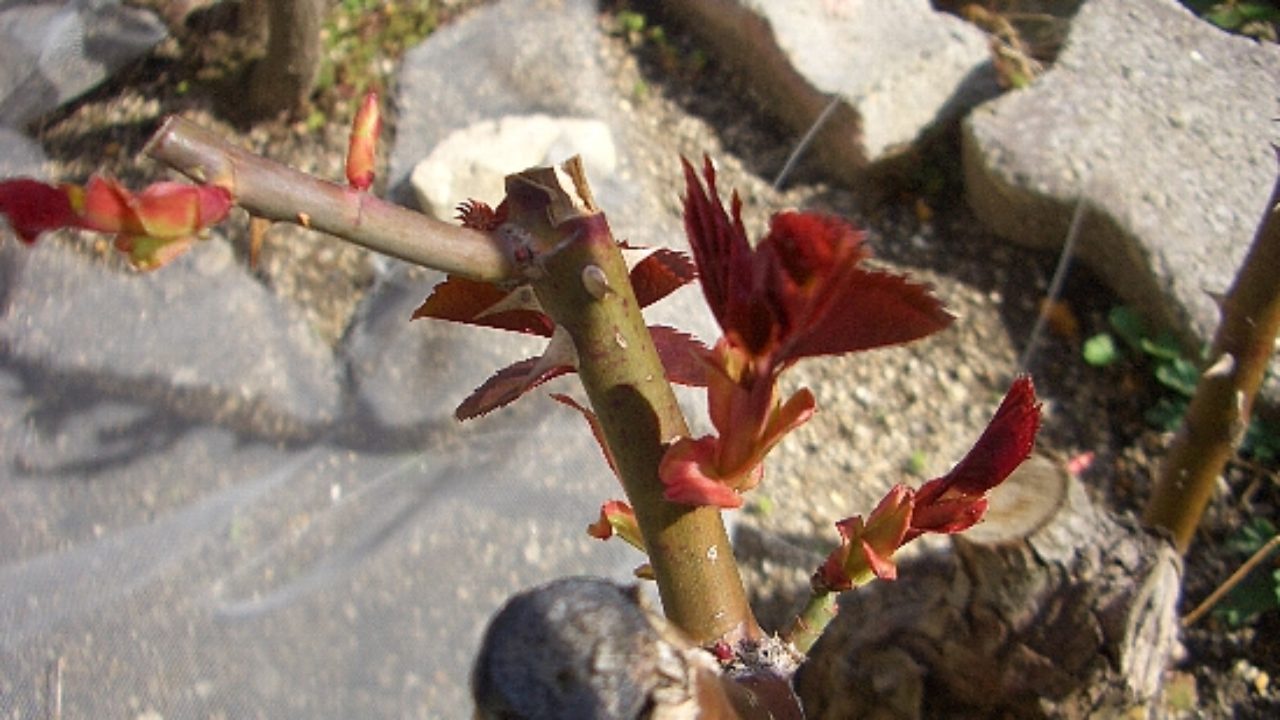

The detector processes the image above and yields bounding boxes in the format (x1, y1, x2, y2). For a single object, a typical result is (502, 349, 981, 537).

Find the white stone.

(410, 114, 617, 221)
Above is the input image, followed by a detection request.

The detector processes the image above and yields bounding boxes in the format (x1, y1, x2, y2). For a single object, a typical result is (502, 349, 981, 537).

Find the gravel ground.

(15, 0, 1279, 716)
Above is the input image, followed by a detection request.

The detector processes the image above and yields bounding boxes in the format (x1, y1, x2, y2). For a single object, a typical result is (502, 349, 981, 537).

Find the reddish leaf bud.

(346, 91, 381, 191)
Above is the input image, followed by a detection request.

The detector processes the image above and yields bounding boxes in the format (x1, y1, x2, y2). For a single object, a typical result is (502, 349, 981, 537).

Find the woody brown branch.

(1144, 160, 1280, 553)
(144, 116, 516, 282)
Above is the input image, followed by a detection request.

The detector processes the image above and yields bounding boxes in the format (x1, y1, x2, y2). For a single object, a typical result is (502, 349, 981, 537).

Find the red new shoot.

(816, 376, 1042, 592)
(0, 176, 231, 270)
(659, 156, 954, 509)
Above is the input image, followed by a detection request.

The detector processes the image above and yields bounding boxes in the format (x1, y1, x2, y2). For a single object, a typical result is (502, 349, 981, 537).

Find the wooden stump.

(795, 455, 1183, 719)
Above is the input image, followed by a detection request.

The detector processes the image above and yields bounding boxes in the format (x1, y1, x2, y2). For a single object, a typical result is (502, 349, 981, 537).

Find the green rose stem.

(145, 119, 760, 645)
(145, 116, 515, 283)
(501, 160, 759, 645)
(1144, 159, 1280, 553)
(784, 588, 836, 654)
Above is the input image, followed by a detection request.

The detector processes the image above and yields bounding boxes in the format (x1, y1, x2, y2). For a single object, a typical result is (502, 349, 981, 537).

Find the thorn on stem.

(582, 264, 612, 299)
(1204, 353, 1235, 379)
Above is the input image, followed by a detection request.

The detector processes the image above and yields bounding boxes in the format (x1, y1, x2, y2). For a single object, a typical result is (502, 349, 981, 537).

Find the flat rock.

(659, 0, 1000, 187)
(0, 347, 635, 717)
(0, 238, 340, 432)
(963, 0, 1280, 402)
(0, 0, 167, 128)
(0, 233, 639, 715)
(0, 0, 159, 226)
(0, 127, 45, 177)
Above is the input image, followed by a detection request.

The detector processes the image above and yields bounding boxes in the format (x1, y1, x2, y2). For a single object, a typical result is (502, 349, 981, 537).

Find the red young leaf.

(916, 376, 1041, 502)
(681, 157, 952, 371)
(78, 177, 232, 270)
(456, 199, 506, 230)
(413, 276, 554, 336)
(909, 375, 1041, 539)
(80, 177, 232, 239)
(859, 538, 900, 581)
(586, 500, 652, 578)
(815, 378, 1041, 592)
(681, 156, 751, 333)
(659, 436, 750, 509)
(628, 247, 697, 307)
(649, 325, 708, 387)
(455, 357, 573, 420)
(586, 500, 640, 543)
(345, 90, 381, 191)
(1, 176, 231, 269)
(816, 485, 913, 591)
(908, 496, 990, 537)
(786, 266, 954, 360)
(0, 178, 81, 244)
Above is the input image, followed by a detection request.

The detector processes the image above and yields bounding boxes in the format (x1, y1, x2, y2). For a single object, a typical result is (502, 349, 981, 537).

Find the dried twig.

(1182, 533, 1280, 627)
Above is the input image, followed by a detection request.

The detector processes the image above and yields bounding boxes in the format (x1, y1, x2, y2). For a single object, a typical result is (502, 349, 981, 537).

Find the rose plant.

(1, 95, 1046, 715)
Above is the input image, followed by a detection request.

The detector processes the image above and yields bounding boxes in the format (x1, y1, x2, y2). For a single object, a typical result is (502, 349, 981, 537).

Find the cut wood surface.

(796, 455, 1183, 719)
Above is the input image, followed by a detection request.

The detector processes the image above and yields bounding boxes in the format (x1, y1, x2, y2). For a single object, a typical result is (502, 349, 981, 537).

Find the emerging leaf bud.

(1, 176, 231, 270)
(80, 177, 233, 270)
(587, 500, 646, 553)
(346, 91, 381, 191)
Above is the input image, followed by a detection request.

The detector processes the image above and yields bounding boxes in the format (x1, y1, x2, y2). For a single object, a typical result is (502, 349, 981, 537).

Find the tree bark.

(238, 0, 271, 53)
(795, 456, 1183, 719)
(245, 0, 325, 120)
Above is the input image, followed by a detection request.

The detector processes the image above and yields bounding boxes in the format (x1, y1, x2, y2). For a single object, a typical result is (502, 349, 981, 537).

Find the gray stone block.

(963, 0, 1280, 405)
(659, 0, 1001, 187)
(0, 0, 167, 128)
(387, 0, 611, 206)
(0, 126, 45, 177)
(0, 238, 340, 431)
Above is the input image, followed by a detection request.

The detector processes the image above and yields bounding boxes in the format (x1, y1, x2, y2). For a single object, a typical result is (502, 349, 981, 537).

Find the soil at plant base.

(17, 0, 1278, 717)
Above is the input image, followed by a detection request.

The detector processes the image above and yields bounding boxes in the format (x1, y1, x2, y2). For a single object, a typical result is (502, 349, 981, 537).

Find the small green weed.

(316, 1, 444, 107)
(607, 4, 708, 81)
(1181, 1, 1280, 41)
(1083, 306, 1199, 428)
(746, 495, 776, 517)
(906, 449, 929, 477)
(1083, 306, 1280, 461)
